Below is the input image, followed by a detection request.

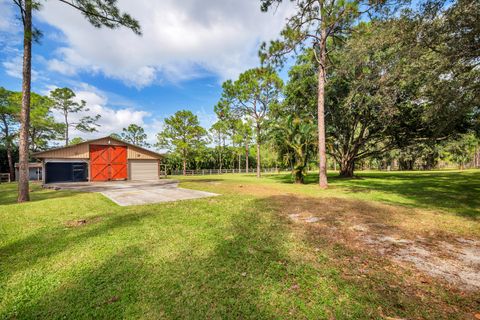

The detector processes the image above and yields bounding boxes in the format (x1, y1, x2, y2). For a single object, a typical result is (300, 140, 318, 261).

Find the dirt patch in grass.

(267, 194, 480, 317)
(359, 230, 480, 291)
(282, 195, 480, 291)
(64, 216, 103, 228)
(200, 179, 480, 291)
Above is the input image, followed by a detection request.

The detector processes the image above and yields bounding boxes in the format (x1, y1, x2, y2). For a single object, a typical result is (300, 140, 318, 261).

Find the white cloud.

(0, 1, 18, 33)
(36, 0, 293, 87)
(195, 108, 218, 130)
(2, 55, 40, 80)
(47, 58, 77, 76)
(2, 57, 22, 79)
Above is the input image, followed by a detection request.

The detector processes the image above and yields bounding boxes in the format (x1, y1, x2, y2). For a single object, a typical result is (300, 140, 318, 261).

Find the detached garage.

(34, 136, 163, 184)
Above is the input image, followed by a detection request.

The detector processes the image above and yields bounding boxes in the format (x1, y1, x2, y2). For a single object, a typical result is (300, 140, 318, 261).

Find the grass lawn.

(0, 170, 479, 319)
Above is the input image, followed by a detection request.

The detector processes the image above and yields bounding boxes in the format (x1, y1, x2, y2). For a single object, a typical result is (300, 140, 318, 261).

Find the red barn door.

(90, 145, 127, 181)
(90, 145, 110, 181)
(110, 145, 128, 180)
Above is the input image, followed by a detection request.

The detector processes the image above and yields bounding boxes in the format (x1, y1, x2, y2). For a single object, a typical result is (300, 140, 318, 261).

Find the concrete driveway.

(45, 180, 218, 206)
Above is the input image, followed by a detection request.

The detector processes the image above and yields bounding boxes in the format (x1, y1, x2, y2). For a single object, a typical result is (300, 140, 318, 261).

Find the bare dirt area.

(64, 216, 103, 228)
(271, 194, 480, 292)
(203, 180, 480, 292)
(358, 229, 480, 291)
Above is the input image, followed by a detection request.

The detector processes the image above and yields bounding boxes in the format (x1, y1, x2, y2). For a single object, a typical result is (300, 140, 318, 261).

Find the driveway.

(45, 180, 218, 206)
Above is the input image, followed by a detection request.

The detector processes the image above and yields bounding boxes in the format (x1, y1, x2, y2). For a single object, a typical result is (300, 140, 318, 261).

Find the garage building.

(34, 136, 163, 184)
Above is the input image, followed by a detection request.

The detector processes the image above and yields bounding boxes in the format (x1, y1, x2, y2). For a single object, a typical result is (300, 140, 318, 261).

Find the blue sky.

(0, 0, 292, 144)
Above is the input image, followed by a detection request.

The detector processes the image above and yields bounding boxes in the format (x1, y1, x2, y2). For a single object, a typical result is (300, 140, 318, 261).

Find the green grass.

(0, 170, 479, 319)
(179, 169, 480, 218)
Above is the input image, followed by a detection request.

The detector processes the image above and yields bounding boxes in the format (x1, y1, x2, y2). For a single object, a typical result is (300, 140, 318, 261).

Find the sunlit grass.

(0, 170, 479, 319)
(176, 169, 480, 218)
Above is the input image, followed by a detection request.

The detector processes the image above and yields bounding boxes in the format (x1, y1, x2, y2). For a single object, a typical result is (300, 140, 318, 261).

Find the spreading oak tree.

(29, 93, 64, 152)
(260, 0, 402, 187)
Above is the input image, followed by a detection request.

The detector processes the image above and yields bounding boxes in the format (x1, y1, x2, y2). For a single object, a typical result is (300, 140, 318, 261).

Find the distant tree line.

(2, 0, 478, 193)
(156, 0, 479, 181)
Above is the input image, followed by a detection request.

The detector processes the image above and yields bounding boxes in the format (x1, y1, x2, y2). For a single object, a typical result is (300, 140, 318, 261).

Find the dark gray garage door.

(45, 162, 88, 183)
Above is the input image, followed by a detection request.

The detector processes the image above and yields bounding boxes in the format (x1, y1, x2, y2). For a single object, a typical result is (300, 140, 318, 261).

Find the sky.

(0, 0, 293, 145)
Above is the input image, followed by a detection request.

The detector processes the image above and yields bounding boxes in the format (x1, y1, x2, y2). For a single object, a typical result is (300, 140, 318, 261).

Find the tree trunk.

(232, 140, 235, 171)
(65, 112, 69, 146)
(18, 0, 32, 202)
(183, 159, 186, 176)
(219, 148, 222, 170)
(398, 159, 411, 170)
(6, 142, 14, 181)
(1, 118, 15, 181)
(256, 124, 261, 178)
(245, 143, 249, 173)
(339, 158, 355, 178)
(475, 147, 480, 168)
(317, 29, 328, 189)
(238, 153, 241, 173)
(294, 172, 304, 184)
(293, 163, 304, 184)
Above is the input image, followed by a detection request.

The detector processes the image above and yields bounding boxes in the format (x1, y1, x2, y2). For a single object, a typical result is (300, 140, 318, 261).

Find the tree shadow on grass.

(256, 194, 480, 319)
(2, 198, 294, 319)
(267, 171, 480, 219)
(1, 196, 378, 319)
(3, 192, 477, 319)
(0, 209, 156, 286)
(0, 183, 76, 205)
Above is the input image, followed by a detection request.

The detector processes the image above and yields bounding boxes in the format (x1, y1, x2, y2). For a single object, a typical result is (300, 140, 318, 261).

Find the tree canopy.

(157, 110, 208, 175)
(50, 87, 101, 146)
(120, 124, 149, 147)
(216, 67, 283, 177)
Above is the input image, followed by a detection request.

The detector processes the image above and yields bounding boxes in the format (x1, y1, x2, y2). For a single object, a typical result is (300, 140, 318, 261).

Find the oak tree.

(260, 0, 401, 187)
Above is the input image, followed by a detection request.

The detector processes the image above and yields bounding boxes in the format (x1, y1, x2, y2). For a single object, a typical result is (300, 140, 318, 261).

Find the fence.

(0, 173, 11, 183)
(170, 168, 279, 176)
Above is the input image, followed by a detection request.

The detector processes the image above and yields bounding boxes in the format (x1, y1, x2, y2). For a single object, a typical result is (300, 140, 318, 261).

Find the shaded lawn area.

(0, 171, 479, 319)
(181, 169, 480, 219)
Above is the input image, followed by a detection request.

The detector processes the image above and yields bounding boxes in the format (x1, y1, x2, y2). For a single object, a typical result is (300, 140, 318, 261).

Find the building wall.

(36, 138, 160, 160)
(127, 146, 159, 160)
(15, 168, 42, 181)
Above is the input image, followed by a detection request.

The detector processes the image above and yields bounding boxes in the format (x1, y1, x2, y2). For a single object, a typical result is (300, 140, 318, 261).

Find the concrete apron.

(45, 180, 219, 206)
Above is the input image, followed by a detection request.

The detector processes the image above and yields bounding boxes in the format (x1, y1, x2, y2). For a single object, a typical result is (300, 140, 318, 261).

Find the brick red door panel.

(90, 145, 110, 181)
(90, 145, 127, 181)
(110, 145, 128, 180)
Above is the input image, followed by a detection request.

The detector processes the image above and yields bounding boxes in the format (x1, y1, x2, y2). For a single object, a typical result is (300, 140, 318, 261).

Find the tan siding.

(37, 144, 89, 159)
(127, 146, 160, 160)
(93, 138, 125, 146)
(35, 137, 162, 160)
